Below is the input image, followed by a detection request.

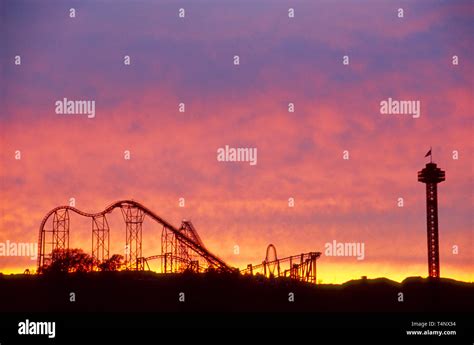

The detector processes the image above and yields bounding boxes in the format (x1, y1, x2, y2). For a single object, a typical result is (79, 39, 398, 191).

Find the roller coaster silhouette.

(37, 200, 320, 283)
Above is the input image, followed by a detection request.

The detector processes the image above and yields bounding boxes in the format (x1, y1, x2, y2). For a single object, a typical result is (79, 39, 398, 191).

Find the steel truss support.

(52, 209, 70, 261)
(121, 205, 145, 270)
(161, 222, 202, 273)
(92, 215, 110, 270)
(177, 221, 200, 271)
(38, 209, 70, 270)
(298, 253, 318, 284)
(161, 226, 177, 273)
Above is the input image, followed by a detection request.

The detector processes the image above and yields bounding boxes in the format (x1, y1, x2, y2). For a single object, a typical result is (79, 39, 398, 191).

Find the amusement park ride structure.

(37, 200, 321, 284)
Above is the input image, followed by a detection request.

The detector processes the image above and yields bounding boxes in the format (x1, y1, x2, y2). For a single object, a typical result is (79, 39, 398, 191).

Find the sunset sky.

(0, 0, 472, 283)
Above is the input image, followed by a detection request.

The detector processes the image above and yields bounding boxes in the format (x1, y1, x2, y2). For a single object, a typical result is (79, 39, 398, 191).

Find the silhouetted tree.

(41, 248, 93, 273)
(98, 254, 124, 271)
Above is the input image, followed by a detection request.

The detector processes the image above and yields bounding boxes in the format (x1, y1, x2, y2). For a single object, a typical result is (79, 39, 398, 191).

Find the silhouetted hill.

(0, 272, 472, 312)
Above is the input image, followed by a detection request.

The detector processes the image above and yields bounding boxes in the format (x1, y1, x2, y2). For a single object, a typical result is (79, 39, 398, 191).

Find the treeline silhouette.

(38, 248, 124, 273)
(0, 270, 472, 313)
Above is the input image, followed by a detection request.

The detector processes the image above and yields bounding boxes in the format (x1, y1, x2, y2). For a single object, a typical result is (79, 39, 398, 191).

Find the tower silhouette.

(418, 161, 445, 278)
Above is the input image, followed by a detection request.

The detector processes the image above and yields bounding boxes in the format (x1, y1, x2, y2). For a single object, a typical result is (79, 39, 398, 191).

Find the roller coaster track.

(241, 244, 321, 284)
(37, 200, 232, 273)
(138, 254, 207, 272)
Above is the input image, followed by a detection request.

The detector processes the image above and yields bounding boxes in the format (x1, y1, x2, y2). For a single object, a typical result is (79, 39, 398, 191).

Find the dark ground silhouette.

(0, 271, 472, 313)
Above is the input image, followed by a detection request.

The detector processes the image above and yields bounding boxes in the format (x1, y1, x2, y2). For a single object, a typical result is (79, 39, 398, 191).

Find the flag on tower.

(425, 149, 432, 157)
